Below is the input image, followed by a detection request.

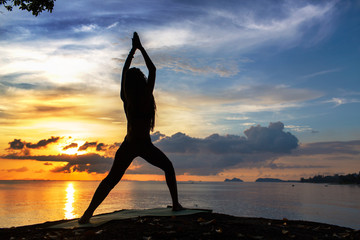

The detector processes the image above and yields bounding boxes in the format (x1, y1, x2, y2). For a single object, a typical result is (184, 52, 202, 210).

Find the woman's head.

(125, 67, 147, 95)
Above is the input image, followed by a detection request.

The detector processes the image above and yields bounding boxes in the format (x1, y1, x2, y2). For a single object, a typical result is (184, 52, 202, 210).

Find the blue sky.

(0, 0, 359, 181)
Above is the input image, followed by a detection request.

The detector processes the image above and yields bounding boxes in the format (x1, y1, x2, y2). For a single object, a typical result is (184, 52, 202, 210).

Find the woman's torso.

(124, 98, 153, 142)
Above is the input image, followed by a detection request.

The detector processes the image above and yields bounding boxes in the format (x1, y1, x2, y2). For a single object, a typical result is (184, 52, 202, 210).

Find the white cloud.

(225, 116, 249, 121)
(73, 24, 99, 33)
(151, 83, 323, 136)
(174, 84, 322, 112)
(285, 125, 314, 133)
(145, 53, 239, 77)
(0, 0, 349, 146)
(301, 68, 341, 79)
(143, 28, 193, 48)
(114, 50, 240, 77)
(242, 123, 256, 126)
(324, 97, 360, 107)
(141, 1, 336, 52)
(0, 36, 121, 87)
(106, 22, 119, 29)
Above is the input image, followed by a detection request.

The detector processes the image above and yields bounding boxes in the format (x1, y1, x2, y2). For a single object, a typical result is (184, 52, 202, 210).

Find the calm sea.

(0, 181, 359, 229)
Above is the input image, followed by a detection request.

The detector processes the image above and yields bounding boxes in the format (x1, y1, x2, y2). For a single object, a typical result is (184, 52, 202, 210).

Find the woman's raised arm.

(139, 46, 156, 93)
(133, 32, 156, 93)
(121, 46, 135, 101)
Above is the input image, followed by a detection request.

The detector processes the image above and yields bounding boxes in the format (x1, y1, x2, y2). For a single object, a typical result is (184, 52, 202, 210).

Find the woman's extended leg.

(141, 143, 183, 210)
(78, 141, 135, 223)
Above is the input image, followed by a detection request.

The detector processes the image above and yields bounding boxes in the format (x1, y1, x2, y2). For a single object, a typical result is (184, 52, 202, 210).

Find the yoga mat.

(50, 208, 212, 229)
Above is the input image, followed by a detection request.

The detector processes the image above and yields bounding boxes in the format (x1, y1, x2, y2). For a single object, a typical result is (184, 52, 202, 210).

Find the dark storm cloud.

(7, 137, 60, 151)
(3, 153, 113, 174)
(150, 131, 166, 142)
(293, 140, 360, 156)
(63, 143, 78, 150)
(50, 153, 113, 173)
(78, 142, 97, 151)
(244, 122, 299, 153)
(96, 143, 107, 151)
(10, 123, 356, 176)
(155, 122, 298, 154)
(127, 122, 300, 175)
(25, 136, 60, 149)
(8, 139, 25, 150)
(155, 132, 201, 153)
(3, 122, 302, 175)
(4, 134, 359, 176)
(108, 142, 121, 150)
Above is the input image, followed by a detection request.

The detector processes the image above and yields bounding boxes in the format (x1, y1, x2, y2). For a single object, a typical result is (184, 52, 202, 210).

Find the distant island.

(223, 172, 360, 184)
(224, 178, 243, 182)
(300, 172, 360, 184)
(255, 178, 299, 183)
(255, 178, 285, 182)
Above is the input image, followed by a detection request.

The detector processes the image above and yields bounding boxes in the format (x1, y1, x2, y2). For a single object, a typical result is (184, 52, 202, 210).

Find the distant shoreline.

(1, 179, 359, 184)
(300, 172, 360, 185)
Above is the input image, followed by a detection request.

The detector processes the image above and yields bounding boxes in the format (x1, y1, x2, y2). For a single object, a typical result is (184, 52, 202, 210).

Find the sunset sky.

(0, 0, 359, 182)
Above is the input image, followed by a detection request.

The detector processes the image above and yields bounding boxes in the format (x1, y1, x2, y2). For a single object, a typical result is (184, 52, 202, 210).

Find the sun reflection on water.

(64, 183, 76, 219)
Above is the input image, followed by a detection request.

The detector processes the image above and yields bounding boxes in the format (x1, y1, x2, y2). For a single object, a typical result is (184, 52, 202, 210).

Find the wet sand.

(1, 211, 359, 239)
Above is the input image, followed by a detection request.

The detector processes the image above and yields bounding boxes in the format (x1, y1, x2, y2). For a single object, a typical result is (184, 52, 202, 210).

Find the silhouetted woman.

(79, 32, 183, 224)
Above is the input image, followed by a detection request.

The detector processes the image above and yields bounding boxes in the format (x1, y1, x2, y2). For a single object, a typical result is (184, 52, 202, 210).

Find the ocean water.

(0, 180, 359, 229)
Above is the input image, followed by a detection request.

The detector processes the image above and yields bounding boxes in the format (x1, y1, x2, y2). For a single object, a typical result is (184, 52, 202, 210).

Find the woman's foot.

(78, 211, 92, 224)
(172, 202, 185, 211)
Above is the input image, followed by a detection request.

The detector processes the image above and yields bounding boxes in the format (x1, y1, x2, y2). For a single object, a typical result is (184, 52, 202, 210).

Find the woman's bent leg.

(79, 142, 135, 223)
(141, 144, 183, 210)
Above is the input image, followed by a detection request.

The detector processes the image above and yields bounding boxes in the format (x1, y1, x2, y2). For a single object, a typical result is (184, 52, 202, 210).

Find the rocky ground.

(1, 212, 359, 240)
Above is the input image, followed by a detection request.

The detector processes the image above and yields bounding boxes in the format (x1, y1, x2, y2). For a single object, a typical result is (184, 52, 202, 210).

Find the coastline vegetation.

(300, 172, 360, 184)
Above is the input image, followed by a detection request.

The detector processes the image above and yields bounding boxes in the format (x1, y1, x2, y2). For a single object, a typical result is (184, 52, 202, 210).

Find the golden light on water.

(64, 183, 76, 219)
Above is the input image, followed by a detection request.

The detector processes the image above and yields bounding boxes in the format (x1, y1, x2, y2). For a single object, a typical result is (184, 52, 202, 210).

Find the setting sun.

(59, 140, 87, 155)
(61, 147, 79, 155)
